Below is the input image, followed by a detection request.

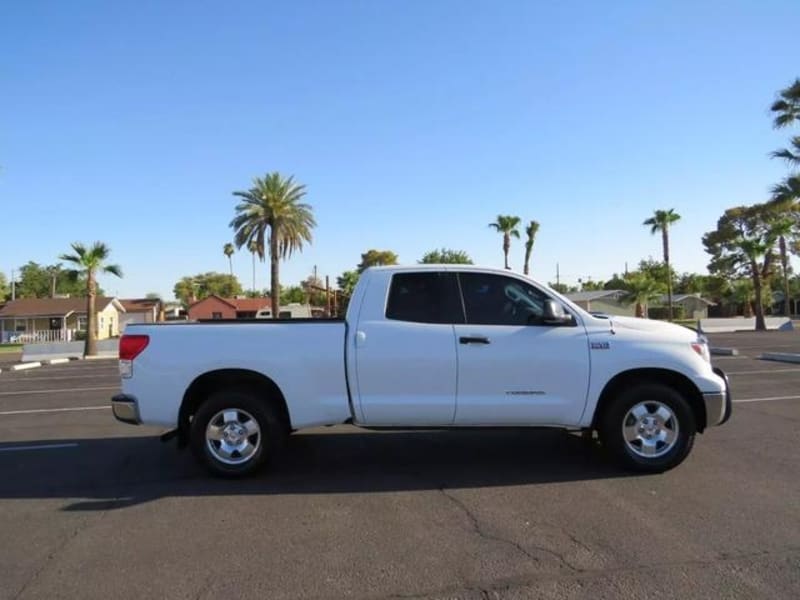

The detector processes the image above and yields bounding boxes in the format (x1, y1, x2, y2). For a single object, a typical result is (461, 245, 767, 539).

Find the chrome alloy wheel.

(205, 408, 261, 465)
(622, 401, 679, 458)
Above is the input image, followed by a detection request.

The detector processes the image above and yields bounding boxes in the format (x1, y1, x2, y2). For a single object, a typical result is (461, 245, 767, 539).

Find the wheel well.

(592, 368, 707, 432)
(178, 369, 291, 445)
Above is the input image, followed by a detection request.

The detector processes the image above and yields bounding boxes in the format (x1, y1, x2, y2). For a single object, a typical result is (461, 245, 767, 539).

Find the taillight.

(119, 334, 149, 360)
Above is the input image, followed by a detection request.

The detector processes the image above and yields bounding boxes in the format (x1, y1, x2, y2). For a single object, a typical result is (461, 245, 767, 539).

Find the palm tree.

(46, 263, 63, 298)
(223, 243, 235, 277)
(771, 217, 795, 317)
(624, 273, 664, 318)
(230, 173, 316, 317)
(770, 78, 800, 129)
(523, 220, 540, 276)
(643, 209, 681, 320)
(247, 239, 259, 295)
(59, 242, 122, 356)
(488, 215, 521, 270)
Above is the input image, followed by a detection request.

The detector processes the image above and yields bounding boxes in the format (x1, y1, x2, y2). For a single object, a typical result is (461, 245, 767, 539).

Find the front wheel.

(190, 389, 285, 478)
(599, 383, 696, 473)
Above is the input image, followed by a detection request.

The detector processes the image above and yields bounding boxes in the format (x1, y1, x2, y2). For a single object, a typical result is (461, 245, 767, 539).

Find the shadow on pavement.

(0, 428, 631, 510)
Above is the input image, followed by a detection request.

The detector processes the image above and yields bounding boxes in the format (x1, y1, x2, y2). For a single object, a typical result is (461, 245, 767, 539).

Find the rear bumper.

(703, 367, 733, 427)
(111, 394, 140, 425)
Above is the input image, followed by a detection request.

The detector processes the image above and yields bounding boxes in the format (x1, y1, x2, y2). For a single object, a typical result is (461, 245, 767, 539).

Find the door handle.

(459, 336, 491, 345)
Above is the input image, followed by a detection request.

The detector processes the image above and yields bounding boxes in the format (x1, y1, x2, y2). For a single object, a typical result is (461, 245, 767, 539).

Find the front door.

(353, 271, 462, 425)
(453, 272, 590, 426)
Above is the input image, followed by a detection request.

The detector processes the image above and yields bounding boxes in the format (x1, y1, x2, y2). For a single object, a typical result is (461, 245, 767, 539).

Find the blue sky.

(2, 1, 798, 299)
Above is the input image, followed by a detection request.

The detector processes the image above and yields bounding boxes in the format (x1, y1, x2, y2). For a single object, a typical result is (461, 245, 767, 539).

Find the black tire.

(190, 388, 286, 478)
(599, 383, 696, 473)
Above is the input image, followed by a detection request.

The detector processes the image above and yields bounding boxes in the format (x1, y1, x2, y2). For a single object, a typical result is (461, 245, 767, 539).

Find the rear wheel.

(600, 383, 696, 473)
(190, 389, 285, 478)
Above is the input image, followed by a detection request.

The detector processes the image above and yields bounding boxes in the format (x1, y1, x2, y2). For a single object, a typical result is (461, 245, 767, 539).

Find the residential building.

(187, 295, 270, 320)
(119, 298, 162, 332)
(0, 297, 126, 343)
(565, 290, 635, 317)
(656, 294, 715, 320)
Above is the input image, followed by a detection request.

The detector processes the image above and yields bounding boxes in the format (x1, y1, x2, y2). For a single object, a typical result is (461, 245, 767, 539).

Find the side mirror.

(543, 299, 572, 325)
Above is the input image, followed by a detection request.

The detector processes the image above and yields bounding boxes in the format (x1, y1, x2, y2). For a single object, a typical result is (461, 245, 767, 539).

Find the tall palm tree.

(223, 243, 235, 277)
(247, 239, 259, 295)
(488, 215, 521, 270)
(522, 220, 540, 276)
(230, 173, 316, 317)
(643, 209, 681, 320)
(59, 242, 122, 356)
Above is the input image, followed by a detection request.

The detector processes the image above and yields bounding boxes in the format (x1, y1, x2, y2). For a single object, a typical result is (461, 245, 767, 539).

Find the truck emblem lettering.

(591, 342, 610, 350)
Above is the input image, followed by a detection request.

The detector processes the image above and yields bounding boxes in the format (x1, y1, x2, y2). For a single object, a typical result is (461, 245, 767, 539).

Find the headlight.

(690, 341, 710, 363)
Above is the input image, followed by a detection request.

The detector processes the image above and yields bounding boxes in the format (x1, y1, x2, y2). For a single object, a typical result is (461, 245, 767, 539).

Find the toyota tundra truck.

(112, 265, 731, 477)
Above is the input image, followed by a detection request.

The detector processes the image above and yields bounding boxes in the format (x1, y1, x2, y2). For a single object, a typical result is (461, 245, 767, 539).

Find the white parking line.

(0, 443, 79, 453)
(734, 395, 800, 403)
(0, 406, 110, 416)
(0, 386, 118, 397)
(728, 368, 800, 375)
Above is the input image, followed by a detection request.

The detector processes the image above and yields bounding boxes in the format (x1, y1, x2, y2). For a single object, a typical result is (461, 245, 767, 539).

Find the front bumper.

(111, 394, 140, 425)
(703, 367, 733, 427)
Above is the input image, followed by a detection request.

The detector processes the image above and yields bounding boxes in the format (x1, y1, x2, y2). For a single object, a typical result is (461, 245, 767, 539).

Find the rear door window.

(386, 272, 465, 324)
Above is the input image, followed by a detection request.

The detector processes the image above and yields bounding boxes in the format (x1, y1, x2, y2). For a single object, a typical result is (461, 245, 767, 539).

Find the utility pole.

(10, 269, 15, 301)
(556, 263, 560, 286)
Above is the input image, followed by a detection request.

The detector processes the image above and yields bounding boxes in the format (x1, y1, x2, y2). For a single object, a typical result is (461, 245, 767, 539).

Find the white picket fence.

(2, 329, 79, 344)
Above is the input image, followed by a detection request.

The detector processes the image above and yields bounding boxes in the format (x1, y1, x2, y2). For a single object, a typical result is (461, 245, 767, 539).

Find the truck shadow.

(0, 427, 632, 511)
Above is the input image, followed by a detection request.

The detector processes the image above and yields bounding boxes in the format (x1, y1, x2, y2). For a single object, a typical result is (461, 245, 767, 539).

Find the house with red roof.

(187, 295, 271, 320)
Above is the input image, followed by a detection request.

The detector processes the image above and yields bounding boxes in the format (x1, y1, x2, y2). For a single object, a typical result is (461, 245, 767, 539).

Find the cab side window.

(386, 273, 465, 324)
(458, 272, 550, 326)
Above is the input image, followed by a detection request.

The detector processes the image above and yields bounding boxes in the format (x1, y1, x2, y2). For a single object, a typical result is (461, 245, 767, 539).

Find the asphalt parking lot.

(1, 333, 799, 599)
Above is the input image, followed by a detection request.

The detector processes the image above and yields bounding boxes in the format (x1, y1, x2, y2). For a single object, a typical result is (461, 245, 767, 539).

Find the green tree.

(357, 249, 399, 273)
(59, 242, 122, 357)
(623, 272, 665, 318)
(280, 285, 307, 305)
(223, 243, 235, 277)
(548, 282, 577, 294)
(15, 261, 90, 298)
(643, 209, 681, 320)
(173, 272, 243, 306)
(230, 173, 316, 318)
(0, 272, 8, 301)
(703, 204, 780, 330)
(604, 273, 629, 291)
(522, 220, 540, 276)
(419, 248, 473, 264)
(337, 270, 359, 296)
(488, 215, 521, 270)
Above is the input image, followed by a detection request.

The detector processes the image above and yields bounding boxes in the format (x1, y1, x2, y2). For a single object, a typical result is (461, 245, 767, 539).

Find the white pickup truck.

(112, 265, 731, 477)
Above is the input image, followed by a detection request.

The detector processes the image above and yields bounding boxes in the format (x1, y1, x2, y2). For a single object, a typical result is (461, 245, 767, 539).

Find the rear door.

(353, 271, 463, 425)
(452, 271, 590, 426)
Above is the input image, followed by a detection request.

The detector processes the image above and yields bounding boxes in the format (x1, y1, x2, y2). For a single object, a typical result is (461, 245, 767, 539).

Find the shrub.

(648, 305, 685, 320)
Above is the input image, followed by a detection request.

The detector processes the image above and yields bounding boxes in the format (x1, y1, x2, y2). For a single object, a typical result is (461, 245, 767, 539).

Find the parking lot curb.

(46, 358, 71, 365)
(711, 347, 739, 356)
(83, 355, 117, 361)
(11, 362, 42, 371)
(760, 352, 800, 364)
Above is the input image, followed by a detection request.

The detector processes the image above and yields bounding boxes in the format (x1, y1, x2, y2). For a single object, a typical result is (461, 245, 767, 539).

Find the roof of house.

(566, 289, 627, 303)
(0, 297, 122, 318)
(657, 294, 716, 306)
(188, 295, 270, 312)
(120, 298, 161, 313)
